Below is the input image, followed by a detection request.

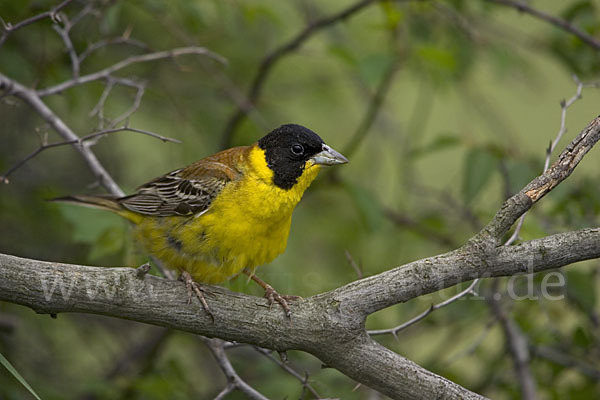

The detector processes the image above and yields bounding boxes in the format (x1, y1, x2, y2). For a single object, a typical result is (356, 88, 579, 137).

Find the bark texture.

(1, 115, 600, 399)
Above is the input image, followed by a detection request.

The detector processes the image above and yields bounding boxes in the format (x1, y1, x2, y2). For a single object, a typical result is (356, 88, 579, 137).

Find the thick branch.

(329, 228, 600, 315)
(475, 116, 600, 246)
(1, 227, 599, 399)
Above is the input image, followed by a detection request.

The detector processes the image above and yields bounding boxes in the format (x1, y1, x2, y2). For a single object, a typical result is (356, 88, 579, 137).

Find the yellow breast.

(134, 146, 321, 284)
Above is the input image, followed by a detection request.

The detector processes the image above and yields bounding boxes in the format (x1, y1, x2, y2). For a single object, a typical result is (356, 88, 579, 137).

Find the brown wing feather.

(118, 146, 251, 217)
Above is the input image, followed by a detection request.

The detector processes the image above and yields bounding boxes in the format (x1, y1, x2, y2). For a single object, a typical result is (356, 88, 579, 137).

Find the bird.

(52, 124, 348, 318)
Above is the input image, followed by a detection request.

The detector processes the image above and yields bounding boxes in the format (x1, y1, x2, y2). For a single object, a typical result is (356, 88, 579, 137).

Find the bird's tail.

(49, 195, 141, 223)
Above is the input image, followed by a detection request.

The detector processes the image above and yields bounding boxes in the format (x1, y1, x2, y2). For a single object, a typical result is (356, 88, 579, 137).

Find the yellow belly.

(133, 148, 321, 284)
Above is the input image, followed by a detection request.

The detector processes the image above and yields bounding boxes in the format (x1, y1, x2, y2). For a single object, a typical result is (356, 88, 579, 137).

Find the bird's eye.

(290, 144, 304, 155)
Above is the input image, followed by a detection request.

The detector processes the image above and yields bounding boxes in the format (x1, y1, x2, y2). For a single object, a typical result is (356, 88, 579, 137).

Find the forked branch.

(1, 115, 600, 399)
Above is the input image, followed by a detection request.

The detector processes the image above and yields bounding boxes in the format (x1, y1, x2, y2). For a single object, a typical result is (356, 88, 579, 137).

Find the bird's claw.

(180, 271, 214, 321)
(263, 286, 301, 319)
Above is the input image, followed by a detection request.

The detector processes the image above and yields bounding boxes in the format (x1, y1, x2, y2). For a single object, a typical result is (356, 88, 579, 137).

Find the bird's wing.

(118, 157, 243, 217)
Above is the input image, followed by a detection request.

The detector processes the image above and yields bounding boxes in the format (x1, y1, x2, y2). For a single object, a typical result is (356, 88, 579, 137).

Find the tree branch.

(251, 346, 321, 398)
(0, 125, 179, 184)
(474, 115, 600, 246)
(219, 0, 380, 148)
(36, 46, 226, 97)
(489, 286, 537, 400)
(1, 226, 599, 399)
(2, 113, 600, 398)
(0, 0, 75, 47)
(487, 0, 600, 51)
(0, 73, 124, 196)
(531, 345, 600, 381)
(202, 338, 269, 400)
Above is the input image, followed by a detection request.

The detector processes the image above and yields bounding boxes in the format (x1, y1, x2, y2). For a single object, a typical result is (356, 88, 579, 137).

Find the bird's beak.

(310, 144, 349, 166)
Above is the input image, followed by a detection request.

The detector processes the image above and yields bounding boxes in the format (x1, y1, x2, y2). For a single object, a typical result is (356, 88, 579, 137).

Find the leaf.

(462, 148, 497, 203)
(0, 353, 42, 400)
(379, 1, 405, 29)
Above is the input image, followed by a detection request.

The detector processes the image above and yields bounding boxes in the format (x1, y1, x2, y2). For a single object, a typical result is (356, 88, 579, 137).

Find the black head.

(258, 124, 342, 190)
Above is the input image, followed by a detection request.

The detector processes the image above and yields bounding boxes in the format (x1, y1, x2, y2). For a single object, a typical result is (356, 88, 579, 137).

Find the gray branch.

(1, 227, 599, 399)
(1, 115, 600, 398)
(37, 46, 227, 97)
(0, 73, 124, 196)
(487, 0, 600, 51)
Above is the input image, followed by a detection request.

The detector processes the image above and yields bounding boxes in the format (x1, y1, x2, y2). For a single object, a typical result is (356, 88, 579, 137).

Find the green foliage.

(1, 0, 600, 399)
(550, 1, 600, 77)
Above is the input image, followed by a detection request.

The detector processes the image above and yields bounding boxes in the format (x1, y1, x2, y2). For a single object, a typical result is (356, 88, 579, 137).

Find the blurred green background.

(1, 0, 599, 399)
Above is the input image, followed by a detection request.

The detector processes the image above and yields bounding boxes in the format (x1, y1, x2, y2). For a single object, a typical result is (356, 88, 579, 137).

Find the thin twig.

(105, 327, 171, 380)
(88, 79, 114, 126)
(545, 76, 587, 171)
(345, 250, 363, 279)
(0, 0, 75, 47)
(111, 84, 146, 127)
(506, 76, 596, 245)
(52, 22, 80, 78)
(0, 124, 179, 184)
(0, 73, 124, 195)
(82, 126, 181, 144)
(383, 208, 460, 248)
(531, 345, 600, 381)
(443, 317, 498, 366)
(488, 283, 537, 400)
(412, 183, 483, 231)
(434, 2, 483, 43)
(480, 79, 597, 399)
(37, 46, 227, 97)
(78, 36, 152, 64)
(88, 76, 146, 129)
(487, 0, 600, 51)
(344, 55, 403, 157)
(203, 338, 268, 400)
(252, 346, 322, 398)
(50, 3, 98, 78)
(213, 383, 235, 400)
(367, 78, 599, 339)
(63, 1, 98, 30)
(368, 279, 480, 337)
(220, 0, 380, 148)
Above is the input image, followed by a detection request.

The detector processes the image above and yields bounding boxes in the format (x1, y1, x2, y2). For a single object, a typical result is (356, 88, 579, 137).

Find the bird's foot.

(263, 285, 302, 319)
(180, 271, 214, 321)
(244, 270, 301, 319)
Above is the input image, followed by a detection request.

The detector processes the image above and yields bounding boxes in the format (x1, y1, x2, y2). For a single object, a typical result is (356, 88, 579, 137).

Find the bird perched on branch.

(53, 124, 348, 318)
